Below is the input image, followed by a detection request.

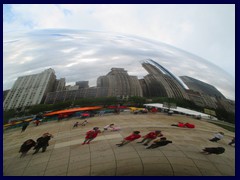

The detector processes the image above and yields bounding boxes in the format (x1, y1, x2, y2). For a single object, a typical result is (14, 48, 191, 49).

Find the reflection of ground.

(4, 112, 235, 176)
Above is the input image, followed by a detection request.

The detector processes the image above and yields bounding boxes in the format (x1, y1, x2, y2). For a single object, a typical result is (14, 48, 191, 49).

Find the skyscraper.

(180, 76, 225, 98)
(97, 68, 143, 97)
(141, 59, 189, 99)
(76, 81, 89, 89)
(3, 68, 56, 111)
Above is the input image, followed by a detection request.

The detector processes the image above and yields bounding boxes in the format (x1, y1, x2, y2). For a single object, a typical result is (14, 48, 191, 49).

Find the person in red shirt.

(171, 122, 185, 127)
(137, 130, 163, 146)
(184, 123, 195, 128)
(116, 131, 141, 147)
(82, 127, 101, 145)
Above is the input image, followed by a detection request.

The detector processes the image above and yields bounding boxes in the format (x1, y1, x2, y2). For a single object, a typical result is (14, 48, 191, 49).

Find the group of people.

(80, 126, 173, 150)
(200, 132, 235, 155)
(116, 130, 172, 149)
(73, 120, 88, 128)
(19, 133, 53, 157)
(19, 119, 235, 158)
(81, 123, 121, 145)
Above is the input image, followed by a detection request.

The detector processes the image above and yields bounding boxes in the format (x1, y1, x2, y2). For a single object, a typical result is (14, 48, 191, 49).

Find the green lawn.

(210, 122, 235, 132)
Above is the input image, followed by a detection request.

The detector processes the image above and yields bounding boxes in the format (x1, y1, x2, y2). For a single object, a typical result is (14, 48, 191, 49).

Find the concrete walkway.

(3, 112, 235, 176)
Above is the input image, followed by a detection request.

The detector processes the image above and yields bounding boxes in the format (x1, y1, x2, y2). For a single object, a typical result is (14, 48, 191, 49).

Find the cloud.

(3, 29, 235, 101)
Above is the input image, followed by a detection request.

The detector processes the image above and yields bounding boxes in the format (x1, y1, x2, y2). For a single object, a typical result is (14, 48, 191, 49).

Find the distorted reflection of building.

(3, 68, 57, 111)
(3, 90, 10, 101)
(97, 68, 143, 97)
(54, 78, 66, 91)
(4, 63, 234, 113)
(44, 87, 109, 104)
(44, 68, 143, 104)
(65, 85, 79, 91)
(140, 59, 189, 100)
(180, 76, 225, 98)
(76, 81, 89, 89)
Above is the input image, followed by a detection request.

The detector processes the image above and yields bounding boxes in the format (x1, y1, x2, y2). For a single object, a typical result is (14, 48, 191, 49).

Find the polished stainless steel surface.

(3, 29, 235, 100)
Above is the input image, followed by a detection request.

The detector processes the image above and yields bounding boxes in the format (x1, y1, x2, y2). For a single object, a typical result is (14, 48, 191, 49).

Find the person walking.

(81, 120, 88, 126)
(137, 130, 163, 146)
(35, 119, 40, 126)
(19, 139, 36, 158)
(228, 137, 235, 146)
(146, 137, 172, 149)
(82, 127, 101, 145)
(73, 122, 79, 128)
(116, 131, 141, 147)
(21, 121, 30, 132)
(33, 133, 53, 154)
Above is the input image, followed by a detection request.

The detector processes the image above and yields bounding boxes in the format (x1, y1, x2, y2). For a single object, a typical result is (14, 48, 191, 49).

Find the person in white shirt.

(209, 132, 224, 142)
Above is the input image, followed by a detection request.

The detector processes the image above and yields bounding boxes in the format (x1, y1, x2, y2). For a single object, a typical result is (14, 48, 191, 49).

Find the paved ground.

(3, 112, 235, 176)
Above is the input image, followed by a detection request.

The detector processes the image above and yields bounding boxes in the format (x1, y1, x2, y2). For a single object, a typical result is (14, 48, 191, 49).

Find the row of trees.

(3, 96, 234, 124)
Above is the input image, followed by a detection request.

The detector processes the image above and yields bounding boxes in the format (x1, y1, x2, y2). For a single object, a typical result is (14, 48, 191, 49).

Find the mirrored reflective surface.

(3, 29, 235, 100)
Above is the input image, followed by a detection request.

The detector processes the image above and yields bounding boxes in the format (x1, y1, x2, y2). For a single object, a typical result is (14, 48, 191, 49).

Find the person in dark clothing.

(33, 133, 53, 154)
(73, 122, 79, 128)
(19, 139, 36, 158)
(137, 130, 163, 146)
(146, 137, 172, 149)
(21, 121, 30, 132)
(201, 147, 225, 155)
(228, 137, 235, 146)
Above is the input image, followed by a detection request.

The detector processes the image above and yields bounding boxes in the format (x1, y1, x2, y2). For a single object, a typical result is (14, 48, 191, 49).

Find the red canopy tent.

(44, 106, 103, 116)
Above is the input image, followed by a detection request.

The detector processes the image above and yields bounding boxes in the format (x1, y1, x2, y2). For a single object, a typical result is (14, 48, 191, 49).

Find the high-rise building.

(44, 87, 109, 104)
(97, 68, 143, 97)
(3, 68, 56, 111)
(3, 90, 10, 101)
(65, 85, 79, 91)
(180, 76, 225, 98)
(55, 78, 66, 91)
(141, 59, 189, 99)
(76, 81, 89, 89)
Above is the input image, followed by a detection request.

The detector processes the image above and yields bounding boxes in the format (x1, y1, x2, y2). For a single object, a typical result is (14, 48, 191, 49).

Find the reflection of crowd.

(17, 108, 234, 160)
(19, 133, 53, 157)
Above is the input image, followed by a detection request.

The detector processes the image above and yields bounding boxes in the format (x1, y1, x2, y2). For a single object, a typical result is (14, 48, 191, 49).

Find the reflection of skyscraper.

(55, 78, 66, 91)
(141, 59, 189, 99)
(180, 76, 225, 98)
(4, 68, 56, 111)
(76, 81, 89, 89)
(97, 68, 143, 97)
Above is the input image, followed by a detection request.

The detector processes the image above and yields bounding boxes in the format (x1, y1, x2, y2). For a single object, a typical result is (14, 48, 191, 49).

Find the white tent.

(144, 103, 217, 120)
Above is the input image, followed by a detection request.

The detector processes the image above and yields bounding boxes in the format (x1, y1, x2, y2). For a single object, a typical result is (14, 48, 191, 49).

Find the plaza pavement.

(3, 112, 235, 176)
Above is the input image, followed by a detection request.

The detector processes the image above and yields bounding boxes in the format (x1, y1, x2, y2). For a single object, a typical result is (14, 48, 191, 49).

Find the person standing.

(33, 133, 53, 154)
(137, 130, 163, 146)
(82, 127, 101, 145)
(116, 131, 141, 147)
(19, 139, 36, 158)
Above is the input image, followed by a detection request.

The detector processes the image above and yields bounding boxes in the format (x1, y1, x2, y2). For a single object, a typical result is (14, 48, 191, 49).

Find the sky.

(3, 4, 235, 100)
